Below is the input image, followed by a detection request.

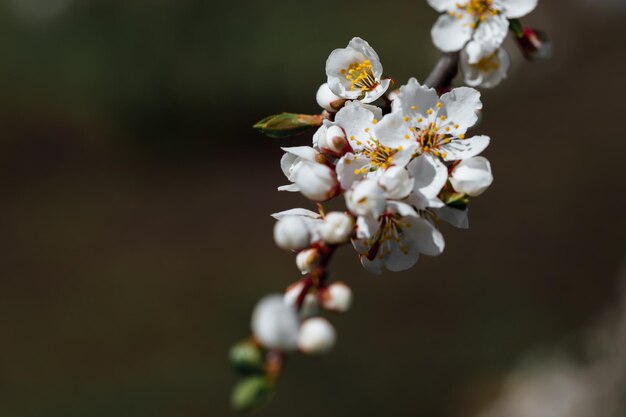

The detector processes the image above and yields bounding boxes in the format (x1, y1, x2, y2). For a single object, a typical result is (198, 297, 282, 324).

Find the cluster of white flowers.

(429, 0, 538, 88)
(275, 37, 492, 275)
(233, 3, 548, 411)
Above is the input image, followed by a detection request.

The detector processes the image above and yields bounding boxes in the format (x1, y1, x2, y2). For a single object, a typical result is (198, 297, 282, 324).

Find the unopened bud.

(254, 113, 324, 138)
(251, 295, 299, 351)
(273, 216, 310, 251)
(317, 212, 354, 244)
(298, 317, 336, 355)
(229, 339, 264, 375)
(510, 20, 552, 61)
(378, 166, 413, 200)
(231, 376, 273, 412)
(320, 282, 353, 313)
(295, 248, 321, 274)
(316, 83, 347, 113)
(450, 156, 493, 197)
(292, 161, 339, 202)
(318, 125, 349, 156)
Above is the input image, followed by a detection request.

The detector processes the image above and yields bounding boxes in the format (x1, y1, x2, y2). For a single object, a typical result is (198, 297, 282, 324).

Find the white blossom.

(326, 37, 390, 103)
(461, 46, 510, 88)
(251, 295, 299, 351)
(352, 201, 445, 274)
(334, 102, 418, 190)
(392, 78, 490, 162)
(298, 317, 336, 354)
(317, 212, 355, 244)
(450, 155, 494, 196)
(429, 0, 538, 63)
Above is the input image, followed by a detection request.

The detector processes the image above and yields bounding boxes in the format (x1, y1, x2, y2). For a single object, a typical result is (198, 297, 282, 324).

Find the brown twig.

(424, 52, 460, 94)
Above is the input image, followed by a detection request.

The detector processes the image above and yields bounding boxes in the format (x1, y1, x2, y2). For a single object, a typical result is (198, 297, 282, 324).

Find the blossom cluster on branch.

(230, 0, 550, 412)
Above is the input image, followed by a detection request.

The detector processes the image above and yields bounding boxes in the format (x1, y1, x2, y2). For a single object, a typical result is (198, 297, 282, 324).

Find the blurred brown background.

(0, 0, 625, 416)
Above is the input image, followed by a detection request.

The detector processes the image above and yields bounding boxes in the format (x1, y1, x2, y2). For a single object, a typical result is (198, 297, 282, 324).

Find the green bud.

(440, 189, 469, 210)
(253, 113, 324, 138)
(231, 376, 273, 413)
(508, 18, 524, 37)
(229, 340, 264, 375)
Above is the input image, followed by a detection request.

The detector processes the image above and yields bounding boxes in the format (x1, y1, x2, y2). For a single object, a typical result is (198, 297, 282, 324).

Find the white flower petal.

(345, 179, 387, 218)
(373, 112, 413, 149)
(406, 217, 445, 256)
(387, 200, 418, 218)
(460, 47, 510, 89)
(441, 135, 490, 161)
(431, 13, 473, 52)
(359, 255, 383, 274)
(384, 239, 420, 272)
(356, 215, 380, 239)
(392, 78, 440, 122)
(326, 48, 368, 99)
(407, 153, 448, 209)
(335, 101, 381, 152)
(336, 153, 370, 190)
(450, 156, 493, 196)
(465, 14, 509, 63)
(278, 183, 300, 192)
(281, 146, 319, 162)
(440, 87, 482, 133)
(500, 0, 538, 18)
(435, 206, 469, 229)
(347, 37, 384, 78)
(377, 166, 414, 200)
(271, 209, 320, 220)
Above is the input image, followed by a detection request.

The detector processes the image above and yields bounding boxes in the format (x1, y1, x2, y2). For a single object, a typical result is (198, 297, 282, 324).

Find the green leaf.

(231, 376, 274, 413)
(253, 113, 324, 138)
(229, 340, 265, 375)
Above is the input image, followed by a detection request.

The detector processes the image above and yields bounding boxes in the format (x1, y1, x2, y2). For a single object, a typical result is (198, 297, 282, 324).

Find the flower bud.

(317, 125, 349, 156)
(229, 339, 264, 375)
(510, 19, 552, 61)
(316, 83, 346, 113)
(320, 282, 352, 313)
(295, 248, 321, 274)
(292, 161, 339, 202)
(378, 166, 413, 200)
(254, 113, 324, 138)
(284, 281, 319, 318)
(231, 376, 273, 412)
(346, 179, 387, 218)
(450, 156, 493, 197)
(251, 295, 299, 351)
(317, 212, 354, 244)
(298, 317, 336, 355)
(273, 216, 310, 251)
